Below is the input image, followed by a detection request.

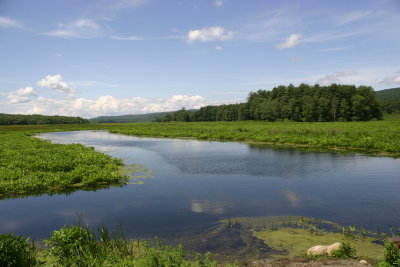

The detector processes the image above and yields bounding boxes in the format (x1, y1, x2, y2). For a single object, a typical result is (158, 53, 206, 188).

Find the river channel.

(1, 130, 399, 240)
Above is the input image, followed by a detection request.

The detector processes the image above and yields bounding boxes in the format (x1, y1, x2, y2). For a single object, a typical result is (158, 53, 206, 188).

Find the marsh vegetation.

(1, 118, 399, 265)
(109, 120, 400, 155)
(0, 129, 127, 199)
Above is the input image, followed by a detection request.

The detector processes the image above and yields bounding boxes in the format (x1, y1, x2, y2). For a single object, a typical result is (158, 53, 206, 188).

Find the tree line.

(0, 114, 88, 125)
(162, 84, 383, 122)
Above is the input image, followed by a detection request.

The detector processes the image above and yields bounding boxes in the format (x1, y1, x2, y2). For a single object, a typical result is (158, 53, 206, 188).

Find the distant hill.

(89, 112, 174, 123)
(375, 87, 400, 102)
(0, 113, 88, 125)
(375, 87, 400, 114)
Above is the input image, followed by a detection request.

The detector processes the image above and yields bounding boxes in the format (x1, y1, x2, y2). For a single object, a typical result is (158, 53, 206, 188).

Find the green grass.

(254, 228, 383, 260)
(108, 120, 400, 156)
(0, 128, 127, 199)
(221, 216, 385, 261)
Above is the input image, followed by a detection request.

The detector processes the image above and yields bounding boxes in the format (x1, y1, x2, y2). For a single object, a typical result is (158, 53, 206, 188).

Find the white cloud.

(0, 16, 22, 28)
(335, 10, 372, 25)
(246, 67, 400, 91)
(214, 45, 223, 50)
(276, 33, 301, 49)
(44, 19, 102, 39)
(381, 71, 400, 84)
(7, 94, 211, 118)
(110, 35, 143, 41)
(242, 11, 301, 42)
(214, 0, 224, 7)
(37, 74, 75, 95)
(319, 45, 355, 52)
(187, 26, 234, 43)
(303, 30, 367, 43)
(1, 87, 37, 104)
(316, 71, 358, 85)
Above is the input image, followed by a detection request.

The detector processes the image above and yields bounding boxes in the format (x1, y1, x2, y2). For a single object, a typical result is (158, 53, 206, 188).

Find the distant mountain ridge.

(375, 87, 400, 102)
(375, 87, 400, 114)
(89, 112, 173, 123)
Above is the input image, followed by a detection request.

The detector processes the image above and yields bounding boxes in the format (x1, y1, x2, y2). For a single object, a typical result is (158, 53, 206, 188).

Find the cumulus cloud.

(37, 74, 75, 95)
(44, 19, 102, 39)
(0, 16, 22, 28)
(214, 0, 224, 7)
(316, 71, 358, 85)
(1, 87, 37, 104)
(7, 94, 211, 118)
(187, 26, 234, 43)
(276, 33, 301, 49)
(381, 71, 400, 84)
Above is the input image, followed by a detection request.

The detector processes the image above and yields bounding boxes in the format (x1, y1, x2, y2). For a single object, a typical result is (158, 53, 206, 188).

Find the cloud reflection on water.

(191, 199, 232, 214)
(281, 190, 301, 207)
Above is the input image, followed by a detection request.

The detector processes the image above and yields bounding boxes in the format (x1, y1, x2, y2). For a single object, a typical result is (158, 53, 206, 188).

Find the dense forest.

(375, 87, 400, 114)
(0, 114, 88, 125)
(162, 84, 383, 122)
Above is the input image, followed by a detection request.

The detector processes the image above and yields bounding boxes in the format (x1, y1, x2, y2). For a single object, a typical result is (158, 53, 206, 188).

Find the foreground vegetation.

(1, 224, 239, 267)
(109, 120, 400, 155)
(0, 129, 127, 199)
(1, 217, 399, 266)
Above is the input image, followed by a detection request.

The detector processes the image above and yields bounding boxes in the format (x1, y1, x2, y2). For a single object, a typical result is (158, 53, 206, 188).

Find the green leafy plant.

(342, 225, 356, 239)
(331, 241, 356, 258)
(0, 233, 36, 267)
(46, 225, 94, 261)
(382, 240, 400, 267)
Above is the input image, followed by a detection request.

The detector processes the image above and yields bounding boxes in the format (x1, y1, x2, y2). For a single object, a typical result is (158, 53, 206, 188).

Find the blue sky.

(0, 0, 399, 118)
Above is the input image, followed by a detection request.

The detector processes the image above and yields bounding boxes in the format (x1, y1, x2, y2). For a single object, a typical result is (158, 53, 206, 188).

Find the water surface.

(1, 130, 399, 239)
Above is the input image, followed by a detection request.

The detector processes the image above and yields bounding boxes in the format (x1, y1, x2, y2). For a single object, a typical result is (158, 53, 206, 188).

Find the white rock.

(307, 242, 342, 256)
(307, 245, 328, 256)
(359, 260, 368, 265)
(327, 242, 342, 255)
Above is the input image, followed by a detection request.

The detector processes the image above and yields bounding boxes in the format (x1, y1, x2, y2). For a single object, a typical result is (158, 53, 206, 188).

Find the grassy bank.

(108, 120, 400, 156)
(0, 127, 127, 199)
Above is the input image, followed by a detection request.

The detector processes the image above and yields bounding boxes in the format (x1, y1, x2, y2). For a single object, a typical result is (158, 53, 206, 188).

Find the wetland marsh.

(1, 130, 399, 240)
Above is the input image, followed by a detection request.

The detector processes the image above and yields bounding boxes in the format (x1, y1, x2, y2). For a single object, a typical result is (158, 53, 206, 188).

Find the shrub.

(46, 225, 94, 261)
(331, 241, 356, 258)
(135, 240, 186, 267)
(0, 233, 36, 267)
(382, 240, 400, 267)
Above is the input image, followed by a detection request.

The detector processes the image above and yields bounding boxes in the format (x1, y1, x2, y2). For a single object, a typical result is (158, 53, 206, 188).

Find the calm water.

(1, 130, 399, 239)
